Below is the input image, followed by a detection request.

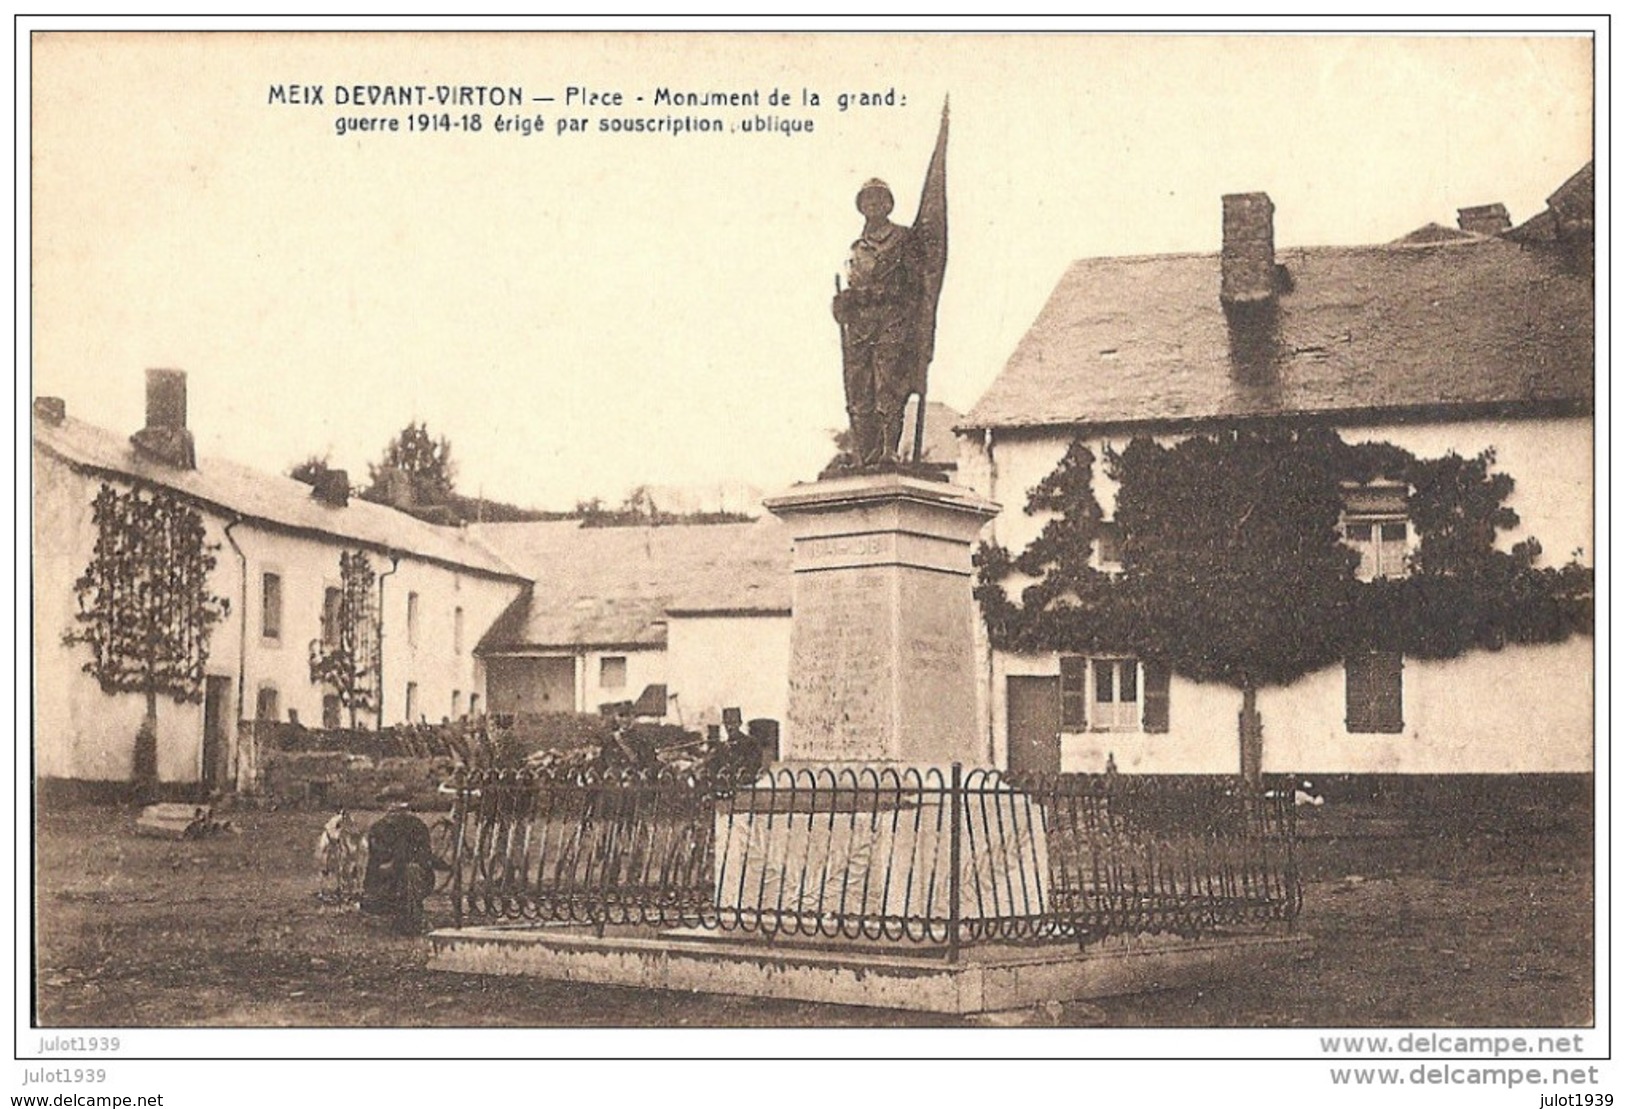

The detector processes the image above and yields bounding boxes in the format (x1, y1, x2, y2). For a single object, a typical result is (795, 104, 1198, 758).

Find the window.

(255, 685, 280, 722)
(1059, 656, 1167, 733)
(600, 655, 627, 690)
(454, 607, 465, 655)
(1346, 651, 1404, 733)
(1095, 520, 1124, 569)
(468, 693, 481, 717)
(405, 681, 419, 722)
(261, 572, 283, 640)
(406, 592, 420, 647)
(1342, 481, 1410, 581)
(322, 693, 341, 729)
(451, 690, 463, 719)
(321, 586, 342, 647)
(1092, 658, 1139, 731)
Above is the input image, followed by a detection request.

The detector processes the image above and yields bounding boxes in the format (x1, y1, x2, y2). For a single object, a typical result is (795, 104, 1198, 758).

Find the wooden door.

(201, 675, 232, 791)
(1007, 675, 1061, 777)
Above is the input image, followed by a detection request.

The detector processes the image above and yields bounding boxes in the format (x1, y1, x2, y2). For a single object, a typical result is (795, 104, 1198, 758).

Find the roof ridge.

(1064, 235, 1508, 270)
(966, 232, 1593, 431)
(34, 412, 529, 581)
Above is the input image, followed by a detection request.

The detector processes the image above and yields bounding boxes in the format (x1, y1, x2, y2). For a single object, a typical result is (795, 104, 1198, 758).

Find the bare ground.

(31, 803, 1593, 1028)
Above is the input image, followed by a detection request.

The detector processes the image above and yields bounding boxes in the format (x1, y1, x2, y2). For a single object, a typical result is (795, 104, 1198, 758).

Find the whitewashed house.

(472, 517, 793, 734)
(33, 371, 529, 795)
(957, 175, 1593, 777)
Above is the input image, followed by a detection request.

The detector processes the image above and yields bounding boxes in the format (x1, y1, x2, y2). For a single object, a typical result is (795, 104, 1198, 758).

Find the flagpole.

(911, 97, 949, 464)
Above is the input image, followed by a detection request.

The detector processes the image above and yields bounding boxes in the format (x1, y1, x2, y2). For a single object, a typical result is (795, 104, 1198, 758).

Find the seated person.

(360, 806, 442, 933)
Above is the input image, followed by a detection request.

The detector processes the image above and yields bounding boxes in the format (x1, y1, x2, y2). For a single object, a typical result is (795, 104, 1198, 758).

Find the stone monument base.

(427, 925, 1312, 1015)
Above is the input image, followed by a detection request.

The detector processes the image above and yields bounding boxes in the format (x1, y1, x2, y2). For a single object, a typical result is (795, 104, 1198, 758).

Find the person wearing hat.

(833, 178, 921, 465)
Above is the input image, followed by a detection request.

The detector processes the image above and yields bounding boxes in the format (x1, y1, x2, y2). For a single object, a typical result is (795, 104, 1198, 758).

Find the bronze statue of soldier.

(833, 178, 922, 466)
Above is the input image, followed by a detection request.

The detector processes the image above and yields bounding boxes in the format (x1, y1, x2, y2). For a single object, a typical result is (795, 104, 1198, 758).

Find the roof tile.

(34, 414, 524, 581)
(963, 237, 1592, 431)
(472, 517, 792, 651)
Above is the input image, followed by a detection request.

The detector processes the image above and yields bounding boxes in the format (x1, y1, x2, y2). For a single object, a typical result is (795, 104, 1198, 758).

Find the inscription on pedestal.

(767, 474, 1000, 765)
(800, 534, 887, 561)
(785, 568, 891, 760)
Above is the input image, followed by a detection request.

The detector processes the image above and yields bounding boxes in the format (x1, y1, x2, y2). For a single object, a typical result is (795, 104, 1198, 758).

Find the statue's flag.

(909, 99, 949, 458)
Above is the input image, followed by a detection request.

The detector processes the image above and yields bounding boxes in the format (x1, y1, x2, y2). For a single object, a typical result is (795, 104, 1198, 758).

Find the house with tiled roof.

(471, 516, 792, 731)
(958, 176, 1593, 777)
(33, 371, 529, 792)
(467, 400, 963, 735)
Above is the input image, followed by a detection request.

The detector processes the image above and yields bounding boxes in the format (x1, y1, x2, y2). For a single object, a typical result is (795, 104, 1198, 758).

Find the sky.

(30, 31, 1595, 511)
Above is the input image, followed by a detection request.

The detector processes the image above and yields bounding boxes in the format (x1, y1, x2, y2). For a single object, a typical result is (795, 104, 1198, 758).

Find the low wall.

(1291, 773, 1592, 836)
(258, 750, 455, 810)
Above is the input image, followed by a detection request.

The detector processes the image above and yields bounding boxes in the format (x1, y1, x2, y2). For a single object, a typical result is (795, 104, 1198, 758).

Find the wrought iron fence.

(447, 765, 1300, 957)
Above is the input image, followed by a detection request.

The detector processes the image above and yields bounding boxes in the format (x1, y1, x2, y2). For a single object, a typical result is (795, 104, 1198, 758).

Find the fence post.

(948, 762, 962, 964)
(451, 768, 466, 929)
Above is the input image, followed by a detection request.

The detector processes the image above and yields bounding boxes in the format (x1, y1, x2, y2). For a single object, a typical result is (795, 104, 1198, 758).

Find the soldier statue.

(828, 101, 949, 471)
(833, 178, 922, 466)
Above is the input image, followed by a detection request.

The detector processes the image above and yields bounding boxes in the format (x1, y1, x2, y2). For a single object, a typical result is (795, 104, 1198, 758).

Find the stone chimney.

(384, 467, 415, 509)
(1221, 192, 1279, 308)
(312, 468, 350, 507)
(129, 368, 197, 469)
(32, 396, 65, 425)
(145, 368, 186, 430)
(1457, 203, 1511, 236)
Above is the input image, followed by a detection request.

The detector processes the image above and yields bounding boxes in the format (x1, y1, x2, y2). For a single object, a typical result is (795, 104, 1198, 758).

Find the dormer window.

(1341, 480, 1410, 581)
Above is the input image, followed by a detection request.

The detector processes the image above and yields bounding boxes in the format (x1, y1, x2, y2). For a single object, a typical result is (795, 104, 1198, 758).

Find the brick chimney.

(1221, 193, 1278, 308)
(312, 468, 350, 507)
(32, 396, 65, 425)
(129, 368, 197, 469)
(1221, 193, 1284, 381)
(1457, 203, 1511, 236)
(145, 368, 186, 430)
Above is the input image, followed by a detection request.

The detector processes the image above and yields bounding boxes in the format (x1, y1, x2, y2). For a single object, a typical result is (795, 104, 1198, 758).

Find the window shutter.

(1059, 656, 1087, 730)
(322, 587, 342, 647)
(1346, 651, 1403, 733)
(1142, 661, 1171, 733)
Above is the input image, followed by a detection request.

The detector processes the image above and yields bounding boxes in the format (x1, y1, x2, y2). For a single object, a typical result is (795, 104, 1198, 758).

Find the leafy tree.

(63, 484, 231, 793)
(1111, 430, 1354, 779)
(308, 550, 381, 729)
(362, 422, 457, 508)
(621, 485, 658, 522)
(977, 428, 1592, 781)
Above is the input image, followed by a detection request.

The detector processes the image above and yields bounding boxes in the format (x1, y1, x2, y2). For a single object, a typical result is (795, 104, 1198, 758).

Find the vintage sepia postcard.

(18, 20, 1604, 1103)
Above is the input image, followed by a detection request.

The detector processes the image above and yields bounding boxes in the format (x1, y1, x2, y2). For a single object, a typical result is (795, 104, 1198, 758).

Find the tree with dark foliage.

(977, 428, 1592, 781)
(63, 483, 231, 795)
(362, 421, 457, 508)
(308, 550, 381, 729)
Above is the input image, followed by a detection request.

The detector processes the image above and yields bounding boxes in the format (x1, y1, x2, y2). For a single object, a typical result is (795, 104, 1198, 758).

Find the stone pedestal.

(762, 471, 1000, 767)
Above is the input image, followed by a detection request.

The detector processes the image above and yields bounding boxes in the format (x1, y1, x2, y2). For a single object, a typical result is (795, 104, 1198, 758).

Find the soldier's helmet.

(856, 178, 895, 215)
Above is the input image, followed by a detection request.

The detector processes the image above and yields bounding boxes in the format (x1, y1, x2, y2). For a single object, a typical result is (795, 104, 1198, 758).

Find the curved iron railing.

(447, 765, 1300, 956)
